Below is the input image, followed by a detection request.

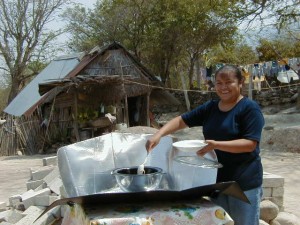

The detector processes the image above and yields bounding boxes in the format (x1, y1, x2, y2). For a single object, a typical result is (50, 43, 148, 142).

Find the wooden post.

(120, 63, 129, 127)
(146, 92, 150, 127)
(297, 86, 300, 110)
(196, 58, 201, 89)
(179, 68, 191, 111)
(73, 90, 80, 141)
(248, 67, 253, 100)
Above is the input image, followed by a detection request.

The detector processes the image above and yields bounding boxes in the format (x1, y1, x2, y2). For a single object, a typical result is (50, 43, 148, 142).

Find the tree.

(256, 36, 300, 61)
(235, 0, 300, 30)
(0, 72, 10, 113)
(64, 0, 242, 88)
(0, 0, 70, 104)
(210, 38, 259, 65)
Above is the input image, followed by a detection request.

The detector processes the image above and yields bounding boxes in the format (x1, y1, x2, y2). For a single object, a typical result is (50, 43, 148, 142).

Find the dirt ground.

(0, 154, 55, 205)
(0, 105, 299, 219)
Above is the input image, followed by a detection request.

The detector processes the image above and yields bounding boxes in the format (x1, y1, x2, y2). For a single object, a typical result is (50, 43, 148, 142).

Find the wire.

(124, 78, 300, 93)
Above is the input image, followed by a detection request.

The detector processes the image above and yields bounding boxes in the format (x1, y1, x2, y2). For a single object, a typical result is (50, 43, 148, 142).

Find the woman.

(146, 65, 264, 225)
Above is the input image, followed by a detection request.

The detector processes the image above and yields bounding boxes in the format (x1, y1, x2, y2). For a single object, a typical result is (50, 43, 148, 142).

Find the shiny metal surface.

(4, 55, 81, 116)
(57, 132, 218, 197)
(111, 166, 163, 192)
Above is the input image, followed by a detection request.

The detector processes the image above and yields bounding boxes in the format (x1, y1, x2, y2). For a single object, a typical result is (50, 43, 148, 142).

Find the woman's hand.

(145, 133, 162, 153)
(196, 140, 216, 156)
(145, 116, 188, 153)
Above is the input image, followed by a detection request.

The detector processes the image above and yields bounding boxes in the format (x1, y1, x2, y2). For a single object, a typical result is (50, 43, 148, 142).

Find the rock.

(291, 93, 298, 102)
(264, 126, 274, 130)
(260, 219, 270, 225)
(16, 151, 23, 156)
(270, 220, 281, 225)
(271, 212, 300, 225)
(260, 199, 279, 222)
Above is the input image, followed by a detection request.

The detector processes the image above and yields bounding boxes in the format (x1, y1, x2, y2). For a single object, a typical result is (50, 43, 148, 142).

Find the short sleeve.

(240, 103, 265, 142)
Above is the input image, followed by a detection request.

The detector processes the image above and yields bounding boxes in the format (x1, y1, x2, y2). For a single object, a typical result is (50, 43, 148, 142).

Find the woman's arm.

(197, 139, 257, 156)
(146, 116, 188, 152)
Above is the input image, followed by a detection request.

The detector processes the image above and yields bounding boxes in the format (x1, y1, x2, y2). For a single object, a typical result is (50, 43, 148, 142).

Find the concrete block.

(15, 202, 25, 211)
(8, 195, 21, 208)
(6, 210, 24, 224)
(0, 202, 6, 212)
(59, 186, 67, 198)
(272, 186, 284, 197)
(26, 180, 46, 190)
(42, 167, 62, 195)
(20, 189, 35, 201)
(34, 195, 60, 207)
(0, 209, 7, 213)
(48, 177, 63, 195)
(34, 183, 48, 191)
(32, 206, 61, 225)
(21, 205, 46, 216)
(42, 156, 57, 166)
(43, 167, 59, 185)
(0, 210, 11, 222)
(262, 173, 284, 188)
(262, 187, 272, 198)
(22, 188, 51, 209)
(15, 206, 45, 225)
(30, 166, 54, 181)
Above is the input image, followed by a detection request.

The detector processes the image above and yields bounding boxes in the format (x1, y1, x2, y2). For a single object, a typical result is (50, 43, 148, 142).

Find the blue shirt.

(181, 97, 265, 191)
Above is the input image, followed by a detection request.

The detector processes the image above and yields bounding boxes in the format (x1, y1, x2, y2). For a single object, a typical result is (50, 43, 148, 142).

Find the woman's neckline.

(218, 95, 244, 112)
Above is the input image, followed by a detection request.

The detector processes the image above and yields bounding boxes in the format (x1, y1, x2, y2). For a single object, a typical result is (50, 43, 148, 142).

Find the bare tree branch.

(0, 0, 70, 103)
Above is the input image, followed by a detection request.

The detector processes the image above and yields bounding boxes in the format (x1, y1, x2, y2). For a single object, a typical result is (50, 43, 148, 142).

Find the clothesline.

(124, 79, 300, 93)
(241, 58, 300, 79)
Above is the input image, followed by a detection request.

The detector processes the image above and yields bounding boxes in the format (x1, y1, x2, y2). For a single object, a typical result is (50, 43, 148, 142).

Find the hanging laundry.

(270, 61, 279, 77)
(262, 62, 271, 76)
(285, 64, 291, 71)
(241, 67, 250, 83)
(277, 70, 299, 83)
(278, 58, 289, 65)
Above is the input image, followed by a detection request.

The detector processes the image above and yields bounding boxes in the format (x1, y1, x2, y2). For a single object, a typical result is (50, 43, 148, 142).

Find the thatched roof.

(39, 75, 152, 104)
(38, 42, 178, 105)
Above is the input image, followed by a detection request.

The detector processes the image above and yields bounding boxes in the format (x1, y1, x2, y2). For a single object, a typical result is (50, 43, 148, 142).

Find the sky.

(48, 0, 98, 55)
(0, 0, 97, 86)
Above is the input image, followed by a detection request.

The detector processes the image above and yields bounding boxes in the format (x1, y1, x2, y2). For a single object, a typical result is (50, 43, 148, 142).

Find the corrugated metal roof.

(4, 55, 81, 117)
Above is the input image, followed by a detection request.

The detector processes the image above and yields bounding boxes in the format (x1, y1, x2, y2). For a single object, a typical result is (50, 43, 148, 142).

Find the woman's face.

(214, 71, 242, 103)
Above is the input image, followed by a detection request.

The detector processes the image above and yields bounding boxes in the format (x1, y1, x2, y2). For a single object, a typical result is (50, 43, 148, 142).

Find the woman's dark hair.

(215, 65, 244, 82)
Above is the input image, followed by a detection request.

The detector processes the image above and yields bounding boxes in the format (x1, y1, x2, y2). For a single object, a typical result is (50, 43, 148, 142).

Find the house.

(1, 42, 181, 155)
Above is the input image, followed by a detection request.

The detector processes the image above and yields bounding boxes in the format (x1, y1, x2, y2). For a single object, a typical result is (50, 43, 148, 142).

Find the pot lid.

(174, 156, 223, 168)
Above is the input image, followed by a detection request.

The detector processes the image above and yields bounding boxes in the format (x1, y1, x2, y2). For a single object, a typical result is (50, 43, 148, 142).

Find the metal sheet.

(4, 55, 80, 116)
(57, 132, 218, 197)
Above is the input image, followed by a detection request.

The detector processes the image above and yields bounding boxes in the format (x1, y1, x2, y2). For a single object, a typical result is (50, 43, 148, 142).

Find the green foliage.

(63, 0, 299, 90)
(256, 36, 300, 61)
(64, 0, 241, 88)
(211, 39, 259, 65)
